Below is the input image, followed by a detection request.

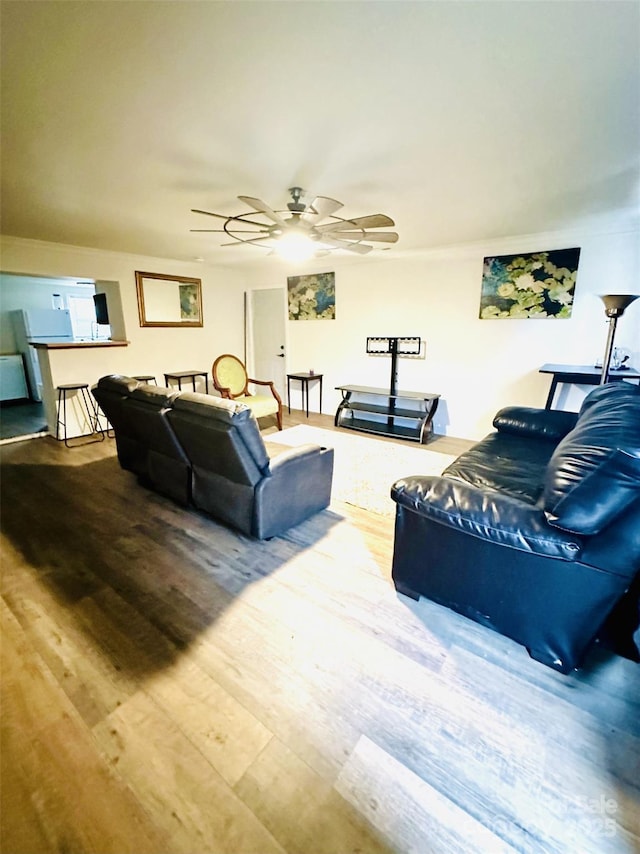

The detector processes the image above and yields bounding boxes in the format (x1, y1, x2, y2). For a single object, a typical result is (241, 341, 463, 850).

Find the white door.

(249, 288, 287, 400)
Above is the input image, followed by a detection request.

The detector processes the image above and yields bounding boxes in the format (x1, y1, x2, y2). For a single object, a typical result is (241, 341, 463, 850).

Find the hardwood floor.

(1, 412, 639, 854)
(0, 400, 47, 441)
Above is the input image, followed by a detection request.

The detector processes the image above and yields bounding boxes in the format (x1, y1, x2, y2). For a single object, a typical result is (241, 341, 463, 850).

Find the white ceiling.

(1, 1, 638, 266)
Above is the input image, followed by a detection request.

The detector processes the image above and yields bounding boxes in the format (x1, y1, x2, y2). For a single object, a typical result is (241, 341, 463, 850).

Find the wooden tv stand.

(335, 385, 440, 443)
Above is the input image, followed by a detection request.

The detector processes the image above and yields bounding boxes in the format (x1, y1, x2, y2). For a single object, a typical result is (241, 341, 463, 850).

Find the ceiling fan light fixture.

(273, 231, 318, 262)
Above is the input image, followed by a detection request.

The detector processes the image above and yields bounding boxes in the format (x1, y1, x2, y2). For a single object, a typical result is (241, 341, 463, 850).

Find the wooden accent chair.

(212, 354, 282, 430)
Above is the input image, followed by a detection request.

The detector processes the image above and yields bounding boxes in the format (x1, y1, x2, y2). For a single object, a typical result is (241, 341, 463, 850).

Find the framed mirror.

(135, 271, 203, 327)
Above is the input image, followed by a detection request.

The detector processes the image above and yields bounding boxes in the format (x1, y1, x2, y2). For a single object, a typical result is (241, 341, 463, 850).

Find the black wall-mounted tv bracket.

(366, 337, 421, 396)
(335, 337, 438, 442)
(366, 336, 421, 428)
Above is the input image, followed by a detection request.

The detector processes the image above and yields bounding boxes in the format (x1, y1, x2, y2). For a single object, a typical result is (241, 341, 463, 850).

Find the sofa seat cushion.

(543, 383, 640, 535)
(443, 433, 558, 504)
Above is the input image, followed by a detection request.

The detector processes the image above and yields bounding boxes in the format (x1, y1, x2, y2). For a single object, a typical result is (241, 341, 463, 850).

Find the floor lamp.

(599, 294, 639, 384)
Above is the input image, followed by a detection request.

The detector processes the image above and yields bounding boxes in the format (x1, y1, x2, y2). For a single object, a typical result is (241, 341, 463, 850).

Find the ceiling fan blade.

(320, 236, 373, 255)
(317, 214, 395, 233)
(238, 195, 289, 228)
(220, 236, 275, 247)
(325, 230, 399, 243)
(191, 229, 268, 234)
(192, 208, 269, 229)
(191, 208, 227, 220)
(301, 196, 343, 223)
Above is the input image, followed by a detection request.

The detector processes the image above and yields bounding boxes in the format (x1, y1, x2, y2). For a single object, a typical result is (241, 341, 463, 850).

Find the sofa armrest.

(254, 445, 334, 538)
(267, 443, 327, 471)
(391, 475, 583, 560)
(493, 406, 578, 442)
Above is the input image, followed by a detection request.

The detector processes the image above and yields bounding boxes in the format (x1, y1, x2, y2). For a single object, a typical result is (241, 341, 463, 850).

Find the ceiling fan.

(190, 187, 398, 260)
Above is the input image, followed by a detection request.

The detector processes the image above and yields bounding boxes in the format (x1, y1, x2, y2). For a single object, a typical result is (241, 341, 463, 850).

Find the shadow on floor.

(0, 451, 342, 678)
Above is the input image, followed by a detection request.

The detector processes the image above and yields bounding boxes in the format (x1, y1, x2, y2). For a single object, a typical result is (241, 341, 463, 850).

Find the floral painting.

(287, 272, 335, 320)
(179, 283, 200, 321)
(479, 248, 581, 319)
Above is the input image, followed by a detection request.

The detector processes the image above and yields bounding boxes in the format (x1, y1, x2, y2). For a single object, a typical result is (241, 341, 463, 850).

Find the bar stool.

(56, 383, 105, 448)
(133, 375, 158, 384)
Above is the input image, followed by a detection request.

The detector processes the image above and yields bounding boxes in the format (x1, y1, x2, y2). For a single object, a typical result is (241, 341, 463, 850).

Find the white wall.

(0, 235, 245, 402)
(243, 227, 640, 439)
(4, 228, 638, 442)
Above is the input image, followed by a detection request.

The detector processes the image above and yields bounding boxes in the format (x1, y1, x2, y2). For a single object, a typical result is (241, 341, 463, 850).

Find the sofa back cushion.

(126, 384, 187, 460)
(92, 374, 140, 432)
(493, 406, 578, 442)
(542, 383, 640, 534)
(577, 380, 638, 417)
(92, 375, 143, 473)
(167, 392, 270, 486)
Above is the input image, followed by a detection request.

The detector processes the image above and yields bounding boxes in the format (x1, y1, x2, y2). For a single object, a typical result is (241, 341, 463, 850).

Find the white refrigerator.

(11, 309, 74, 401)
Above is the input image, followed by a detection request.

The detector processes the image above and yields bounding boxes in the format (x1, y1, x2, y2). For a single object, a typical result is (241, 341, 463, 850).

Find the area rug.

(267, 425, 457, 517)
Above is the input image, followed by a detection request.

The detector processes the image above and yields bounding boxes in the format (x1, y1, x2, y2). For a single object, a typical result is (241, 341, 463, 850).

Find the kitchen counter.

(29, 340, 130, 437)
(30, 340, 129, 349)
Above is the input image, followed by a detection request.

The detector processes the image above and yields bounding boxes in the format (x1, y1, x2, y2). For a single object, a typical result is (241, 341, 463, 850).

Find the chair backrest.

(212, 354, 249, 398)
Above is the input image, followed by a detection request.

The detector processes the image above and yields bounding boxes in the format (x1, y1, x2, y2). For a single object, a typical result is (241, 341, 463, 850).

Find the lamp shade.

(598, 294, 640, 384)
(600, 294, 639, 317)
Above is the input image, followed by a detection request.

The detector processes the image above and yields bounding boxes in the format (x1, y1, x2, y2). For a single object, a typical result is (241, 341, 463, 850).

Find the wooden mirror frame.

(135, 271, 203, 327)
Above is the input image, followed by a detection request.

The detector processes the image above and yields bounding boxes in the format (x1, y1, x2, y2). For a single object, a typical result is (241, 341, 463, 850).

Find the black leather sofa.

(390, 382, 640, 672)
(93, 375, 334, 539)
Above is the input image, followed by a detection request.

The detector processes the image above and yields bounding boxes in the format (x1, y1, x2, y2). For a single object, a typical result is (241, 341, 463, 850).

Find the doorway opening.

(0, 271, 121, 442)
(245, 287, 287, 401)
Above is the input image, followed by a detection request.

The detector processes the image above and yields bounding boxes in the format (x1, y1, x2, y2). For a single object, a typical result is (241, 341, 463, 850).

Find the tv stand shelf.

(335, 385, 440, 443)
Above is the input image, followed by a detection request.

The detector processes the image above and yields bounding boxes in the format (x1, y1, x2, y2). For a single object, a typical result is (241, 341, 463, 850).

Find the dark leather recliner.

(93, 375, 333, 539)
(92, 375, 144, 474)
(125, 384, 191, 505)
(390, 382, 640, 673)
(166, 391, 333, 539)
(93, 376, 190, 504)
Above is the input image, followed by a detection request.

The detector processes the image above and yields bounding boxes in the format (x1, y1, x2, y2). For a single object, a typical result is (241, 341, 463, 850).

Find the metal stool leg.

(81, 386, 105, 442)
(55, 384, 105, 448)
(55, 386, 67, 445)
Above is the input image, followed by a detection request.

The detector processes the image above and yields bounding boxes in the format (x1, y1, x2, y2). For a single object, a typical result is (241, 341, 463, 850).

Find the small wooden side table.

(287, 372, 323, 417)
(164, 370, 209, 393)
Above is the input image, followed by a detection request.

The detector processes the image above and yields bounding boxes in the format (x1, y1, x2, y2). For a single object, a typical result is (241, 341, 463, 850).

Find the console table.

(335, 385, 440, 443)
(539, 363, 640, 410)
